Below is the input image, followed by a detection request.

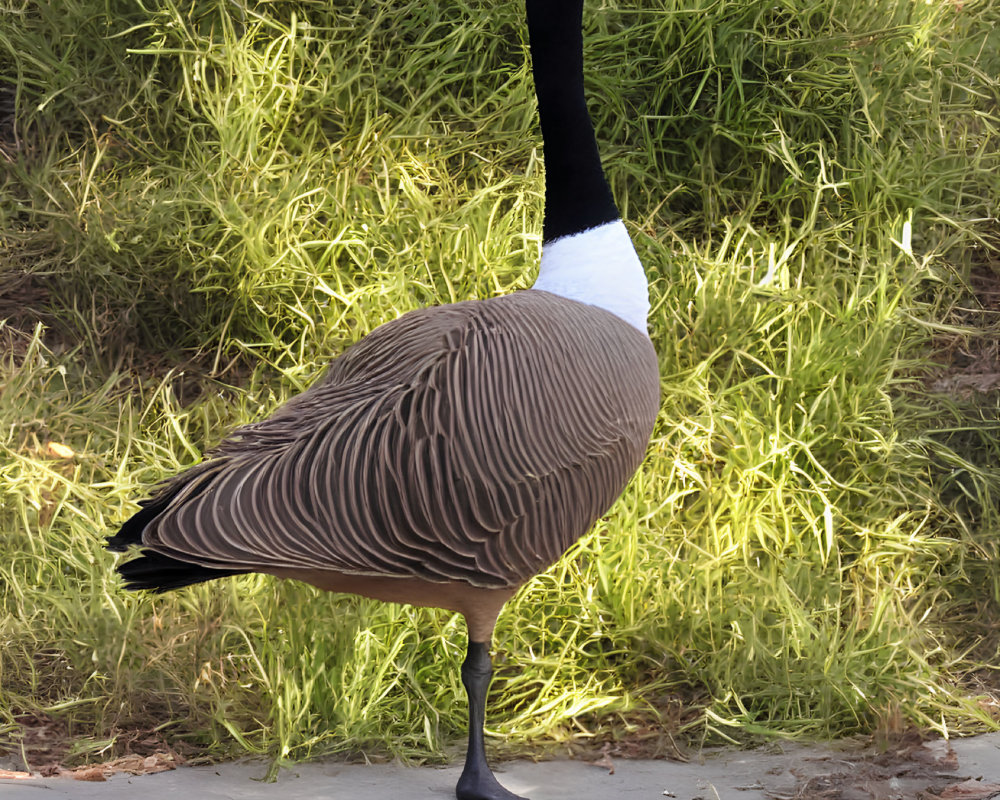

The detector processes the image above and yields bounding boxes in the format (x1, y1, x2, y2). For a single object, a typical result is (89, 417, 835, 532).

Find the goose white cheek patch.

(530, 219, 650, 333)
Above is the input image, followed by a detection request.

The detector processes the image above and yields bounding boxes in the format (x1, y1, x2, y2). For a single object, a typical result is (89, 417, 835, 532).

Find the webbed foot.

(456, 763, 528, 800)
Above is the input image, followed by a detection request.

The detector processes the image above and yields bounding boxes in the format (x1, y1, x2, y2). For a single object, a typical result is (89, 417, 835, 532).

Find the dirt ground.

(2, 732, 1000, 800)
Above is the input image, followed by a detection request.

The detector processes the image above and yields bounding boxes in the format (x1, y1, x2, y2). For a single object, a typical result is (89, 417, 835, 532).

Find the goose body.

(109, 3, 660, 799)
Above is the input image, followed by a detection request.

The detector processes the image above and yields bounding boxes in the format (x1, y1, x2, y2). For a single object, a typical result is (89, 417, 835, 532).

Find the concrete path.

(2, 734, 1000, 800)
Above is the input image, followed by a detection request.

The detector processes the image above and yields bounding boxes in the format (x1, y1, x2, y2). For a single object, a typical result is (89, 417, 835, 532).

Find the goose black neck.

(527, 0, 619, 243)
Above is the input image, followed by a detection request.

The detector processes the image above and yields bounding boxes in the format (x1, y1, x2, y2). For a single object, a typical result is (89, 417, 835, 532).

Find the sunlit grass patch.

(2, 0, 1000, 769)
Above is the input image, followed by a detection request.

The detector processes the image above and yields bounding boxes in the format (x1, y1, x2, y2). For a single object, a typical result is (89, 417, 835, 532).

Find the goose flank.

(107, 2, 660, 799)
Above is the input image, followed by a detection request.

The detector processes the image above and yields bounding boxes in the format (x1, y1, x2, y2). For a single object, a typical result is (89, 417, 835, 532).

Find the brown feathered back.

(136, 289, 659, 589)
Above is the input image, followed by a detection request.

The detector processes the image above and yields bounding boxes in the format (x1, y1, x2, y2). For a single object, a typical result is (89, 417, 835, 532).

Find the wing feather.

(128, 290, 659, 588)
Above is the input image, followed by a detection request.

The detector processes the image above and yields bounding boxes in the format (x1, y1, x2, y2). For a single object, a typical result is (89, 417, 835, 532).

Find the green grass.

(2, 0, 1000, 768)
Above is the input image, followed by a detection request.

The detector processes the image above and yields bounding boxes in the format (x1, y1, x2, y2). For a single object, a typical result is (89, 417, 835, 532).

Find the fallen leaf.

(929, 373, 1000, 396)
(939, 779, 1000, 800)
(0, 770, 32, 780)
(45, 442, 75, 459)
(585, 742, 615, 775)
(914, 741, 960, 771)
(70, 767, 106, 782)
(100, 751, 181, 776)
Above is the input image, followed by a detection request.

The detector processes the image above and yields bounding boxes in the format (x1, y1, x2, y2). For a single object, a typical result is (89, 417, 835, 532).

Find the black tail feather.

(107, 464, 247, 593)
(105, 465, 212, 553)
(106, 495, 174, 553)
(115, 548, 249, 593)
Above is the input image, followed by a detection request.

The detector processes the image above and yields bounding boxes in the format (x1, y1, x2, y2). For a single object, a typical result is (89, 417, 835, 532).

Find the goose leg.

(455, 640, 527, 800)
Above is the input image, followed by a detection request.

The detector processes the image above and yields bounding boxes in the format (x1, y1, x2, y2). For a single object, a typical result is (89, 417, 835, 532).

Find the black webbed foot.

(456, 765, 528, 800)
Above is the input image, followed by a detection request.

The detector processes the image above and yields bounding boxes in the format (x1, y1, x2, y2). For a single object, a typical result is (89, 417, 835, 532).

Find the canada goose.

(107, 1, 659, 798)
